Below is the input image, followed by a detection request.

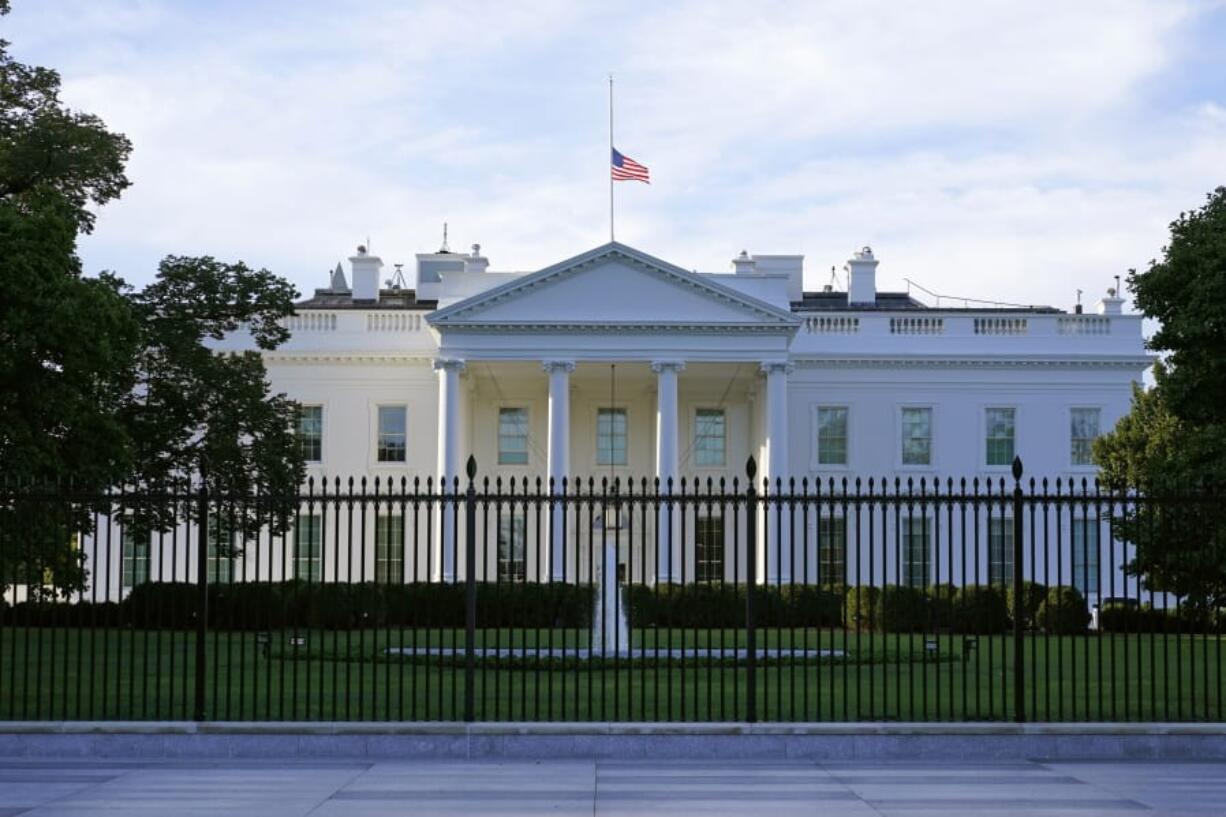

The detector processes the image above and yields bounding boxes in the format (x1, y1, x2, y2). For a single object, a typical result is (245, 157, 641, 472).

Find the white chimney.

(464, 243, 489, 273)
(350, 245, 383, 302)
(847, 246, 878, 306)
(732, 250, 756, 275)
(1096, 287, 1124, 315)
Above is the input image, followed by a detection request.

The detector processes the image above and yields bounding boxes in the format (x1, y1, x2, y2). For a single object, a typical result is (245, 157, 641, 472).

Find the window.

(1070, 408, 1101, 467)
(498, 408, 529, 465)
(988, 516, 1013, 586)
(375, 515, 404, 584)
(121, 524, 149, 591)
(207, 514, 235, 584)
(498, 514, 526, 582)
(694, 409, 726, 467)
(298, 405, 322, 462)
(902, 517, 930, 588)
(377, 405, 407, 463)
(985, 407, 1016, 466)
(816, 407, 848, 466)
(901, 407, 933, 466)
(294, 515, 322, 581)
(695, 516, 724, 583)
(596, 408, 628, 466)
(818, 516, 847, 584)
(1072, 519, 1100, 597)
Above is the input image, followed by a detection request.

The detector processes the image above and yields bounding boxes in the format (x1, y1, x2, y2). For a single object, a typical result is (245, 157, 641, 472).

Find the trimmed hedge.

(1005, 581, 1047, 630)
(953, 585, 1009, 634)
(1036, 586, 1090, 634)
(1099, 602, 1226, 634)
(624, 583, 845, 629)
(4, 581, 595, 630)
(845, 585, 928, 633)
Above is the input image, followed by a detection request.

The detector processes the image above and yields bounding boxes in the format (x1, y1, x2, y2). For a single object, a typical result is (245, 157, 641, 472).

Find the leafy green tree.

(126, 256, 305, 544)
(1094, 187, 1226, 607)
(0, 2, 140, 593)
(0, 3, 131, 233)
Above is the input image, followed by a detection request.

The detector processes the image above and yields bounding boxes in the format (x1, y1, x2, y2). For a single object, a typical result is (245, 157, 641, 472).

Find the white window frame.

(982, 405, 1018, 470)
(692, 407, 727, 469)
(694, 514, 725, 583)
(373, 403, 408, 466)
(902, 516, 931, 588)
(1069, 406, 1103, 470)
(297, 404, 324, 464)
(1071, 516, 1101, 599)
(293, 514, 323, 582)
(817, 514, 847, 585)
(812, 405, 850, 470)
(897, 404, 936, 470)
(497, 406, 531, 467)
(594, 405, 630, 469)
(987, 515, 1014, 586)
(374, 514, 405, 584)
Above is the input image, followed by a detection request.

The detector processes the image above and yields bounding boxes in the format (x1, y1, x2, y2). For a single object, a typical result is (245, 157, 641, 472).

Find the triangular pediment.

(427, 243, 800, 333)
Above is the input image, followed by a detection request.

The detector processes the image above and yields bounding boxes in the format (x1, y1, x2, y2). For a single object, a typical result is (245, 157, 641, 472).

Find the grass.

(1, 626, 1222, 722)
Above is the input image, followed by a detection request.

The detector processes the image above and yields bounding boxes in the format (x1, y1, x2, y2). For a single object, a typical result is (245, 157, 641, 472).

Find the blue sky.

(6, 0, 1226, 310)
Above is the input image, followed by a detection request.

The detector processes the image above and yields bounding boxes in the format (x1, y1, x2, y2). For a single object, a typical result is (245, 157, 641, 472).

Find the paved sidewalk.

(2, 757, 1224, 815)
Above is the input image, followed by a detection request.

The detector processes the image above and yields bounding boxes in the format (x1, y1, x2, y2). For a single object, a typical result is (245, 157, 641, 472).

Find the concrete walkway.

(2, 757, 1224, 816)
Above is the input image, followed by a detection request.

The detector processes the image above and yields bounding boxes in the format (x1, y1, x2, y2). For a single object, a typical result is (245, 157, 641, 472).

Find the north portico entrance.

(426, 243, 801, 584)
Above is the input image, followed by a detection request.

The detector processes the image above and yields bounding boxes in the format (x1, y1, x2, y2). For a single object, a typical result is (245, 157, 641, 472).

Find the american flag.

(611, 148, 650, 183)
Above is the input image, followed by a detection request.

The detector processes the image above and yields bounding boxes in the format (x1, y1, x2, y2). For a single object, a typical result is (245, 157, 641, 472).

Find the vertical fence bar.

(193, 484, 209, 721)
(1011, 456, 1025, 723)
(464, 457, 477, 723)
(745, 457, 757, 723)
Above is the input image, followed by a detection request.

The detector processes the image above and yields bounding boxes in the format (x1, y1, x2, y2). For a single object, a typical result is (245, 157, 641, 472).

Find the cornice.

(262, 353, 435, 366)
(433, 320, 794, 335)
(790, 356, 1153, 370)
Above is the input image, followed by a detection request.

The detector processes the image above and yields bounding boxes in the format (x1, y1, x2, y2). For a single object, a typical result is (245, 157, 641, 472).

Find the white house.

(69, 239, 1152, 603)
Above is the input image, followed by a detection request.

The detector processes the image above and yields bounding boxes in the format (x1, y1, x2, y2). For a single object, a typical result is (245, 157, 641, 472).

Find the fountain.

(592, 540, 631, 656)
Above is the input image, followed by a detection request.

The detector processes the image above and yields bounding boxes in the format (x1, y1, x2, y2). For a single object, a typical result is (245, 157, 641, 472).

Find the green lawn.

(1, 626, 1221, 722)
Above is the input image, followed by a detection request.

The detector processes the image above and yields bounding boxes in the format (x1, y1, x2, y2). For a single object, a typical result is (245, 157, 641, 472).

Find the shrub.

(623, 583, 844, 629)
(1005, 581, 1047, 630)
(951, 585, 1009, 634)
(845, 584, 928, 632)
(926, 584, 958, 627)
(1036, 586, 1090, 634)
(1098, 601, 1168, 633)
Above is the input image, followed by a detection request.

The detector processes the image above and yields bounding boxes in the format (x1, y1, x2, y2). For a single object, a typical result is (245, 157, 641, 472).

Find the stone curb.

(3, 721, 1225, 760)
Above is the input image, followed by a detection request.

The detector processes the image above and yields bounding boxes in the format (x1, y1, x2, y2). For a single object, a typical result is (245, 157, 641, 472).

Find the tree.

(1094, 365, 1226, 606)
(0, 2, 131, 234)
(126, 256, 305, 543)
(1094, 187, 1226, 608)
(0, 2, 140, 593)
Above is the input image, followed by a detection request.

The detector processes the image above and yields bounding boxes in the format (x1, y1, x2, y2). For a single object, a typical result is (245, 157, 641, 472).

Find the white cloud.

(5, 0, 1223, 317)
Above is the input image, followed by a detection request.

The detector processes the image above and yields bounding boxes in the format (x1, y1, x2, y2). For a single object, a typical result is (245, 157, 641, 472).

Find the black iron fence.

(1, 456, 1222, 723)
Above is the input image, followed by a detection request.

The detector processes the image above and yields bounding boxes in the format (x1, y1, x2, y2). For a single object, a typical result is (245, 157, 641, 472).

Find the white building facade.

(206, 242, 1147, 590)
(64, 240, 1150, 603)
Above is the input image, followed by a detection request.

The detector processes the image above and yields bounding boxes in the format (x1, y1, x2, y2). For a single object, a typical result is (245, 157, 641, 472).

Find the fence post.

(1011, 456, 1026, 724)
(745, 456, 758, 723)
(193, 483, 209, 722)
(464, 455, 478, 723)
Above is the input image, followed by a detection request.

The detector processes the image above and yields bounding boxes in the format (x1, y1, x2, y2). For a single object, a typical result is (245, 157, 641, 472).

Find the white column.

(434, 358, 465, 582)
(543, 360, 574, 581)
(761, 361, 791, 583)
(653, 360, 684, 583)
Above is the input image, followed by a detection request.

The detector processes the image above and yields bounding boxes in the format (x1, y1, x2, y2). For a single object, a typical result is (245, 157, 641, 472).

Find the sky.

(6, 0, 1226, 311)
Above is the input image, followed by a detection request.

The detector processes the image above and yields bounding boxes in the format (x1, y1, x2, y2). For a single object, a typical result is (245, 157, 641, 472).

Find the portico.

(426, 243, 801, 584)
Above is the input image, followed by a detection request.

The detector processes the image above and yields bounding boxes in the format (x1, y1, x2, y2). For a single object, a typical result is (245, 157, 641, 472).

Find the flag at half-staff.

(611, 148, 650, 183)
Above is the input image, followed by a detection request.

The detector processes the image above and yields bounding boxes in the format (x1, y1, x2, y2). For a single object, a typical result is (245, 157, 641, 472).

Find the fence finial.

(1011, 455, 1024, 481)
(745, 455, 757, 480)
(466, 455, 477, 480)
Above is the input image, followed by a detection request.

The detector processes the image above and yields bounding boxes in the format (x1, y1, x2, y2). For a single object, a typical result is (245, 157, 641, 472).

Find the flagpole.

(608, 73, 614, 243)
